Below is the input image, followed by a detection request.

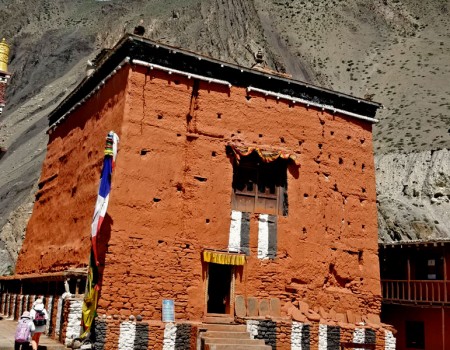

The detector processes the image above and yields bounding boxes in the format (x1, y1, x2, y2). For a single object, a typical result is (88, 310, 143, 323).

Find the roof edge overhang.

(379, 239, 450, 248)
(0, 268, 88, 282)
(47, 33, 382, 130)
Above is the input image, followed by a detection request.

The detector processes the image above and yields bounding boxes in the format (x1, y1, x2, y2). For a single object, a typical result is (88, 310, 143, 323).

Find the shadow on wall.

(96, 213, 113, 287)
(288, 163, 299, 179)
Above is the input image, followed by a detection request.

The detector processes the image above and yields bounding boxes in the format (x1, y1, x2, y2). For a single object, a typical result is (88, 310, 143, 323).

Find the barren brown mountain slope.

(256, 0, 450, 153)
(0, 0, 448, 273)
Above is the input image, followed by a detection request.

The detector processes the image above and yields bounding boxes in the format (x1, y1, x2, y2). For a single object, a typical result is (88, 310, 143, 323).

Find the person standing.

(29, 298, 48, 350)
(14, 311, 35, 350)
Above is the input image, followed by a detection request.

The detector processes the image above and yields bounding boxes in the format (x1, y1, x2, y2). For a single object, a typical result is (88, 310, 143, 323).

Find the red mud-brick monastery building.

(0, 34, 395, 349)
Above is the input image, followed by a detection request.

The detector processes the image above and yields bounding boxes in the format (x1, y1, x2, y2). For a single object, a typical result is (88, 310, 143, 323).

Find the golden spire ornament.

(0, 38, 10, 72)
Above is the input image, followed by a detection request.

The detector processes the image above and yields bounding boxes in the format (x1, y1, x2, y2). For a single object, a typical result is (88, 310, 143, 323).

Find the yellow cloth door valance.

(203, 250, 246, 266)
(226, 143, 299, 166)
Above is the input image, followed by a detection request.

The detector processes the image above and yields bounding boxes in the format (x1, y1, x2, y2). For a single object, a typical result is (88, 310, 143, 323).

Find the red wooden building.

(380, 240, 450, 350)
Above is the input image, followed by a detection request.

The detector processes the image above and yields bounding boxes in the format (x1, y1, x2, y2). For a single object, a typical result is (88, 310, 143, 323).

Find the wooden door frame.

(204, 263, 235, 316)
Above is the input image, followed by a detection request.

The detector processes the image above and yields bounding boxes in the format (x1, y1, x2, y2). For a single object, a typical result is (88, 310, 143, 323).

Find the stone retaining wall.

(95, 318, 197, 350)
(65, 298, 83, 346)
(89, 316, 396, 349)
(0, 290, 397, 349)
(243, 319, 395, 350)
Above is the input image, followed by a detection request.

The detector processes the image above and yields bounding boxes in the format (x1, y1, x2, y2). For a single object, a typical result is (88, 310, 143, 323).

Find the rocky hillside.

(0, 0, 449, 273)
(376, 149, 450, 242)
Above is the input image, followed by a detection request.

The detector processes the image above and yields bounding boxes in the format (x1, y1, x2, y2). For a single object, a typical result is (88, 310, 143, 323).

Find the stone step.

(201, 331, 251, 339)
(203, 316, 234, 324)
(200, 323, 248, 332)
(204, 344, 271, 350)
(204, 337, 266, 345)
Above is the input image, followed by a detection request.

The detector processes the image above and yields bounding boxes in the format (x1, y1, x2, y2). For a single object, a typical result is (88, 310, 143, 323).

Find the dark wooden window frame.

(231, 153, 288, 216)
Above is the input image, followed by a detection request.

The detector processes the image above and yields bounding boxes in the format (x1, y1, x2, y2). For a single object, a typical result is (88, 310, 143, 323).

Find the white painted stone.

(257, 214, 269, 259)
(64, 298, 83, 346)
(353, 328, 365, 350)
(291, 321, 304, 350)
(228, 210, 242, 252)
(318, 324, 328, 350)
(385, 330, 396, 350)
(246, 320, 259, 339)
(55, 297, 63, 337)
(162, 322, 177, 350)
(46, 296, 53, 335)
(118, 321, 136, 350)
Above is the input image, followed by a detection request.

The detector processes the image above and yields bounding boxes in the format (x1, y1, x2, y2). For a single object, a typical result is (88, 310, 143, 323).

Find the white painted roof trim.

(48, 56, 377, 133)
(247, 86, 379, 123)
(48, 57, 234, 133)
(131, 59, 232, 87)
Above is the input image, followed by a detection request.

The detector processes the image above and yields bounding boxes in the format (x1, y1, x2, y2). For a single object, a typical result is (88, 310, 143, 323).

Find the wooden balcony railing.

(382, 279, 450, 304)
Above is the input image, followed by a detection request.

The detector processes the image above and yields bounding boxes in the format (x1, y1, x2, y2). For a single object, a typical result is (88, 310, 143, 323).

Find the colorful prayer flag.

(81, 251, 99, 338)
(81, 131, 119, 339)
(91, 131, 119, 265)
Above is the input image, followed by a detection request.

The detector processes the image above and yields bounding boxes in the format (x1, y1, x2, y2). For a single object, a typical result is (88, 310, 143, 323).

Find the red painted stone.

(269, 298, 281, 317)
(259, 299, 269, 317)
(247, 297, 259, 317)
(234, 295, 246, 318)
(292, 308, 306, 322)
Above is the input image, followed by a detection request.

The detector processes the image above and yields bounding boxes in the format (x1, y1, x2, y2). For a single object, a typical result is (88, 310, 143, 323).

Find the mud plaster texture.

(16, 64, 381, 347)
(14, 67, 129, 274)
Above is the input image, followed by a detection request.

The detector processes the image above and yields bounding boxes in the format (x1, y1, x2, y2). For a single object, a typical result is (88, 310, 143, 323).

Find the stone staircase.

(199, 323, 271, 350)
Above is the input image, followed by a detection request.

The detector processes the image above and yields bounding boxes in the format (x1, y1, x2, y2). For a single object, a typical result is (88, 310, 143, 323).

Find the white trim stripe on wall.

(118, 321, 137, 350)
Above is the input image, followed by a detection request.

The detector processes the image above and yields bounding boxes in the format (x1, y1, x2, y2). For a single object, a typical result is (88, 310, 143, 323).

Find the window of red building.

(414, 255, 444, 280)
(405, 321, 425, 349)
(231, 152, 288, 216)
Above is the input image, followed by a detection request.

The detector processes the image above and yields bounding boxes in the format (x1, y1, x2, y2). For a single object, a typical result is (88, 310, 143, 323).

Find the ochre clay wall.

(97, 65, 380, 327)
(15, 67, 130, 274)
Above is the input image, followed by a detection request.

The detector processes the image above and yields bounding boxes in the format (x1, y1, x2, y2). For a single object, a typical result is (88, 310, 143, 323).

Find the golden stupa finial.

(0, 38, 10, 72)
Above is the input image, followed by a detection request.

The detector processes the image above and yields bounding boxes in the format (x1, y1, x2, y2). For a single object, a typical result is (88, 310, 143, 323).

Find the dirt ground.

(0, 315, 64, 349)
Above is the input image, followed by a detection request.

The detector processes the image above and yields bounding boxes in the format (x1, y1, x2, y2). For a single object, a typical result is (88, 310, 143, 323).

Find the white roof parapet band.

(48, 56, 375, 132)
(48, 57, 131, 132)
(246, 86, 379, 123)
(131, 59, 232, 88)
